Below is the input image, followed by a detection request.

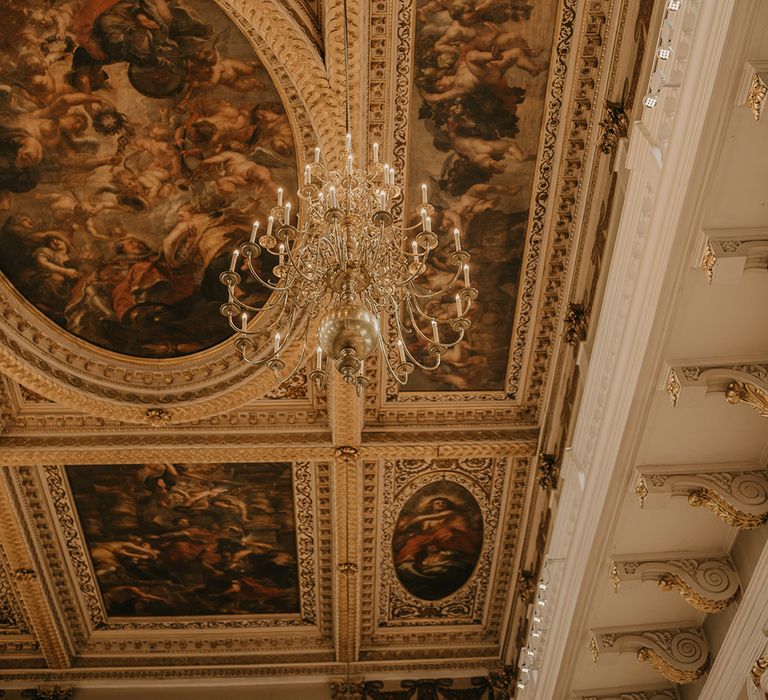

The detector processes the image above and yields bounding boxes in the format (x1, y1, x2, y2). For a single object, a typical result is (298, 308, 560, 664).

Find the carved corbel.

(635, 465, 768, 529)
(609, 555, 740, 612)
(697, 229, 768, 284)
(740, 61, 768, 121)
(563, 303, 589, 347)
(517, 569, 537, 604)
(330, 678, 365, 699)
(537, 453, 559, 491)
(488, 666, 516, 699)
(752, 654, 768, 690)
(597, 99, 629, 155)
(572, 688, 678, 700)
(663, 361, 768, 419)
(589, 626, 710, 685)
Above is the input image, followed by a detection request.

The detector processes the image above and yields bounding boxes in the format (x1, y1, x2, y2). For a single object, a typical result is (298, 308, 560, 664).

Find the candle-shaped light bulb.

(373, 142, 379, 163)
(284, 201, 291, 224)
(431, 319, 439, 343)
(463, 263, 470, 287)
(379, 191, 387, 210)
(278, 243, 285, 265)
(277, 187, 283, 207)
(360, 359, 365, 375)
(425, 216, 432, 232)
(455, 293, 462, 316)
(421, 183, 428, 204)
(390, 166, 396, 184)
(383, 164, 390, 185)
(453, 227, 462, 251)
(229, 248, 239, 271)
(241, 312, 247, 331)
(345, 132, 352, 152)
(266, 215, 274, 237)
(249, 220, 259, 243)
(304, 164, 311, 185)
(411, 240, 419, 258)
(397, 339, 406, 363)
(420, 209, 427, 228)
(274, 332, 281, 354)
(314, 146, 320, 163)
(315, 345, 322, 370)
(346, 153, 353, 176)
(329, 185, 337, 208)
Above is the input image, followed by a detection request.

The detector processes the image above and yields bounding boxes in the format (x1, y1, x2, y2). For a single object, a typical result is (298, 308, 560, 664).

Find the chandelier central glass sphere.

(219, 135, 478, 395)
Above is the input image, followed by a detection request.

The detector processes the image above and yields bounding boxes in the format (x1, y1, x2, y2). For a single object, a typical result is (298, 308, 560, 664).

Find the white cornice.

(526, 0, 754, 696)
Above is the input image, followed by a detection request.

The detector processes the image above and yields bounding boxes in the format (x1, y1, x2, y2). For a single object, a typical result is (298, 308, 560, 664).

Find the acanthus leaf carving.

(590, 626, 709, 685)
(636, 466, 768, 529)
(610, 555, 740, 612)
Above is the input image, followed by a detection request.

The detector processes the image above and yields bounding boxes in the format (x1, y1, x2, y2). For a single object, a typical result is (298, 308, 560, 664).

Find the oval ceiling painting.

(0, 0, 297, 358)
(392, 480, 483, 601)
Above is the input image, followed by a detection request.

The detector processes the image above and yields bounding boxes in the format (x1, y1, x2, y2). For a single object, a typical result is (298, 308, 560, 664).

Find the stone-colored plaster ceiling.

(0, 0, 655, 692)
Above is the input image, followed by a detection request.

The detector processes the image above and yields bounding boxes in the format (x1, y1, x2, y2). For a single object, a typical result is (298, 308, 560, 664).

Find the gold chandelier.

(219, 5, 477, 395)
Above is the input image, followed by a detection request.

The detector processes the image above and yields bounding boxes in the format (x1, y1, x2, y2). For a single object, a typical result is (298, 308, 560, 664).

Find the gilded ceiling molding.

(333, 447, 361, 663)
(696, 228, 768, 284)
(635, 465, 768, 529)
(609, 555, 740, 613)
(590, 626, 710, 685)
(573, 688, 678, 700)
(330, 375, 363, 447)
(0, 474, 69, 668)
(663, 361, 768, 416)
(0, 439, 535, 468)
(0, 377, 15, 435)
(24, 689, 73, 700)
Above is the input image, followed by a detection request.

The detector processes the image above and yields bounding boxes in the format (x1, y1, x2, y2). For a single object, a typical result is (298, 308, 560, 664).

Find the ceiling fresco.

(67, 462, 299, 617)
(0, 0, 297, 358)
(403, 0, 558, 392)
(392, 480, 482, 601)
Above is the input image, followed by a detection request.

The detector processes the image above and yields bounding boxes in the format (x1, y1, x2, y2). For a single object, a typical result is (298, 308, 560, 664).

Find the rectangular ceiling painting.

(67, 462, 299, 618)
(404, 0, 558, 392)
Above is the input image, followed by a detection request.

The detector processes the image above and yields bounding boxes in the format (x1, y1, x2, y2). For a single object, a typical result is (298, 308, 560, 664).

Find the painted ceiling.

(0, 0, 654, 692)
(0, 0, 297, 358)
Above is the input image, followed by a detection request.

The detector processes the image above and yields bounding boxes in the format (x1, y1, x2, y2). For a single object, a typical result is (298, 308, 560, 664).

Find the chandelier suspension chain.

(342, 0, 351, 137)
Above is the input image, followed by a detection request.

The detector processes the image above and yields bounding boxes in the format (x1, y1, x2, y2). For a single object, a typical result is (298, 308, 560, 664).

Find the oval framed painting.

(0, 0, 297, 360)
(392, 480, 483, 601)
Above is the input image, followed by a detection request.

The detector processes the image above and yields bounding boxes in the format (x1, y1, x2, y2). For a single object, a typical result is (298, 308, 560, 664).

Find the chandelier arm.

(243, 258, 293, 292)
(227, 290, 290, 315)
(406, 266, 464, 299)
(392, 301, 441, 371)
(273, 316, 312, 385)
(403, 294, 467, 348)
(376, 331, 409, 386)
